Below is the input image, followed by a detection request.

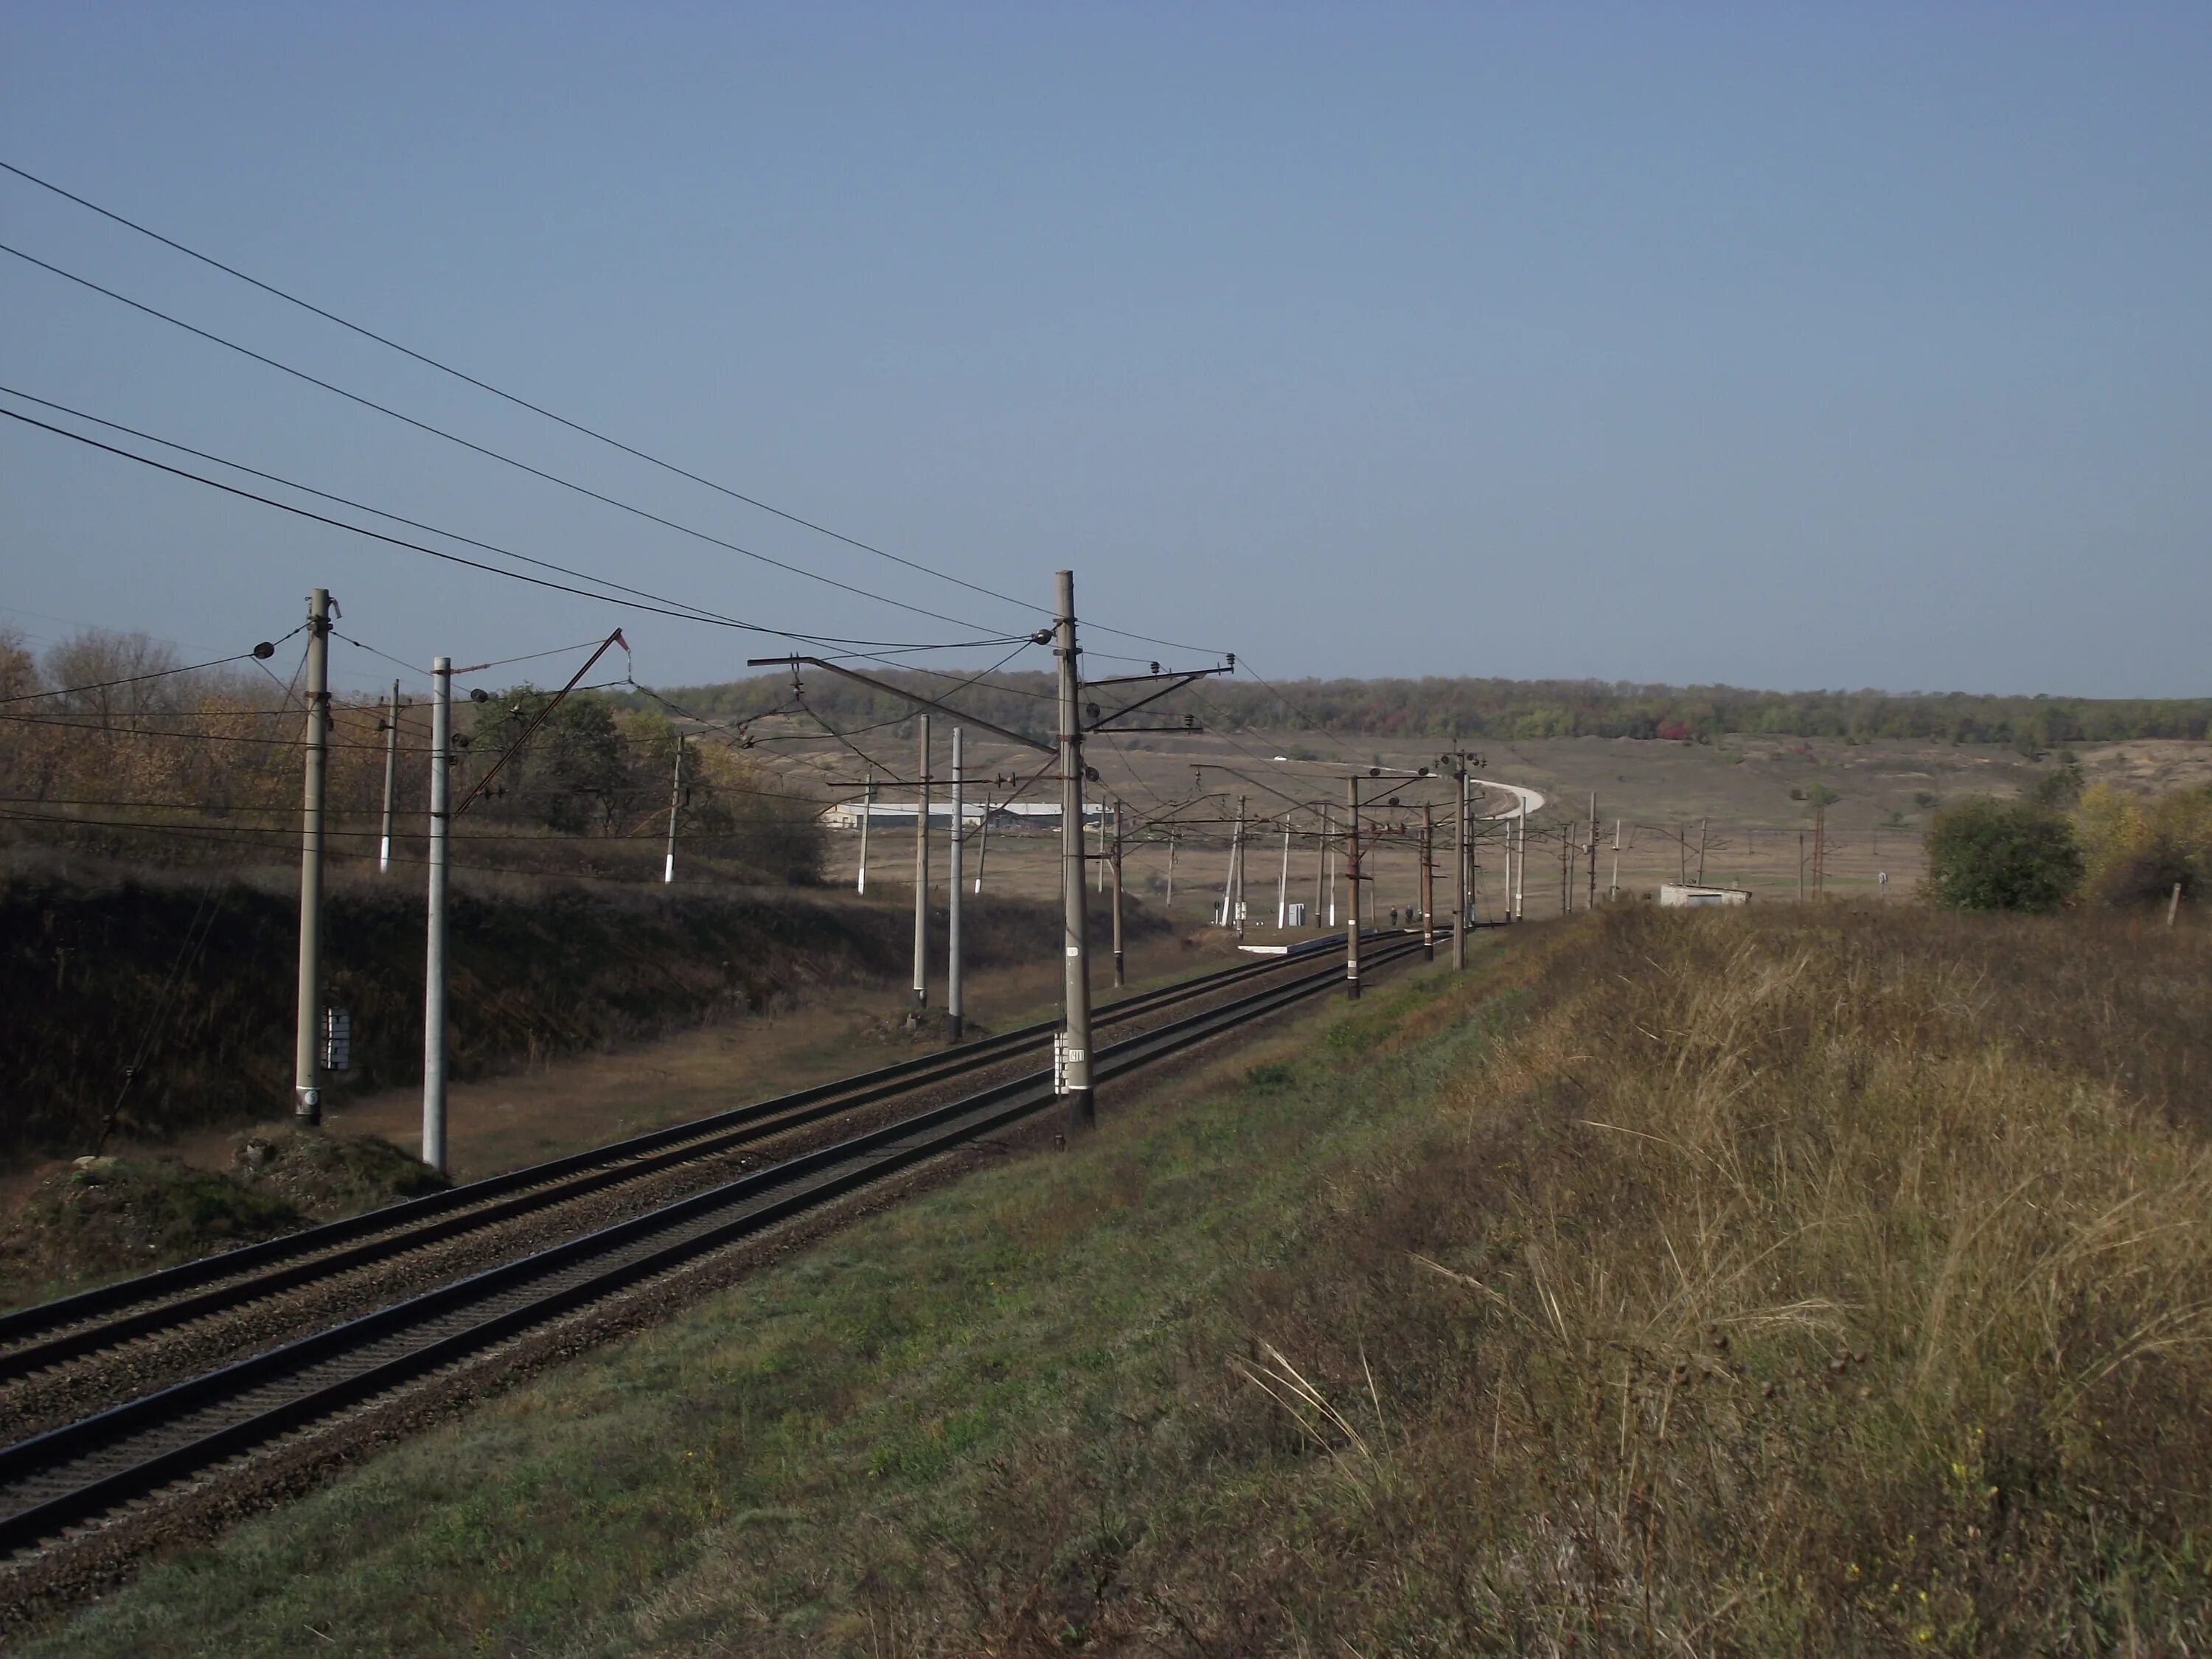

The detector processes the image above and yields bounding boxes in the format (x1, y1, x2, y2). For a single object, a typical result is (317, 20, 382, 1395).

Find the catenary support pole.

(293, 586, 332, 1127)
(1301, 810, 1318, 929)
(1219, 804, 1239, 929)
(1110, 801, 1125, 987)
(1421, 803, 1435, 961)
(1344, 776, 1363, 1000)
(913, 714, 930, 1006)
(1611, 818, 1621, 899)
(947, 727, 964, 1041)
(662, 732, 684, 884)
(1515, 812, 1526, 921)
(1276, 822, 1291, 930)
(378, 679, 400, 874)
(857, 770, 872, 894)
(1234, 796, 1248, 942)
(1588, 793, 1599, 909)
(1453, 772, 1468, 968)
(1054, 570, 1095, 1131)
(1164, 827, 1175, 908)
(422, 655, 451, 1174)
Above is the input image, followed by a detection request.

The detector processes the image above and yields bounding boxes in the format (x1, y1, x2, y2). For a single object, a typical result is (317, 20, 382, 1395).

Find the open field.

(24, 901, 2209, 1655)
(762, 723, 2212, 914)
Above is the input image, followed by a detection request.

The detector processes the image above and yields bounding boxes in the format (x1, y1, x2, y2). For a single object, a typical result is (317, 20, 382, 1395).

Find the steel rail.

(0, 932, 1365, 1377)
(0, 932, 1430, 1557)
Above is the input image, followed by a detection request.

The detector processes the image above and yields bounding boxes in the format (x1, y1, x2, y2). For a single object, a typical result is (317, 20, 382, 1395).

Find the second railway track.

(0, 937, 1349, 1395)
(0, 929, 1431, 1560)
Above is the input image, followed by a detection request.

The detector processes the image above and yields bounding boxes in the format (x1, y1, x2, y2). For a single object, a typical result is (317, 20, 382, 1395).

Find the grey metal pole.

(422, 655, 451, 1175)
(1422, 803, 1435, 961)
(1344, 776, 1362, 1000)
(293, 587, 331, 1127)
(913, 713, 930, 1006)
(1054, 570, 1095, 1131)
(857, 771, 872, 894)
(1234, 797, 1249, 941)
(1612, 818, 1621, 900)
(1110, 801, 1125, 987)
(378, 679, 400, 874)
(1164, 827, 1175, 908)
(1276, 824, 1291, 929)
(1453, 772, 1467, 969)
(1514, 813, 1526, 921)
(947, 727, 964, 1042)
(662, 732, 684, 884)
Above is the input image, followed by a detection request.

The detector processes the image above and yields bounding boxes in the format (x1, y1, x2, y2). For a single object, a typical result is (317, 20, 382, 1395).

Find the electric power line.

(0, 242, 1054, 640)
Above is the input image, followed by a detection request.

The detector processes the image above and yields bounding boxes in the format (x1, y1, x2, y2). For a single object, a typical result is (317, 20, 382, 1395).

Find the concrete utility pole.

(662, 732, 684, 884)
(378, 680, 400, 874)
(857, 769, 872, 894)
(1110, 801, 1125, 987)
(422, 655, 451, 1175)
(1587, 794, 1598, 909)
(1420, 804, 1435, 961)
(1453, 771, 1469, 969)
(1301, 810, 1318, 929)
(947, 728, 965, 1041)
(1217, 805, 1237, 930)
(1054, 570, 1095, 1132)
(913, 714, 931, 1007)
(1514, 812, 1526, 921)
(1503, 811, 1517, 924)
(1697, 816, 1709, 886)
(1276, 822, 1291, 930)
(1611, 818, 1621, 900)
(1233, 796, 1248, 941)
(1164, 827, 1176, 908)
(1344, 776, 1363, 999)
(293, 587, 332, 1127)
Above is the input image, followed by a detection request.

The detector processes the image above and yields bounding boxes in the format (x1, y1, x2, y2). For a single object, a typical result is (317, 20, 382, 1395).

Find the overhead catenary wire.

(0, 404, 1034, 657)
(0, 388, 1028, 656)
(0, 158, 1058, 630)
(0, 159, 1251, 661)
(0, 243, 1029, 639)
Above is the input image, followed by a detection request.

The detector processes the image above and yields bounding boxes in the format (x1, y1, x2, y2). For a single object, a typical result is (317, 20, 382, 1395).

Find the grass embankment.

(2, 870, 1146, 1162)
(29, 908, 2212, 1655)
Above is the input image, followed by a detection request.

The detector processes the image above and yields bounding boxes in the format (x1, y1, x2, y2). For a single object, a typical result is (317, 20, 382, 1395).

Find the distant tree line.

(625, 669, 2212, 751)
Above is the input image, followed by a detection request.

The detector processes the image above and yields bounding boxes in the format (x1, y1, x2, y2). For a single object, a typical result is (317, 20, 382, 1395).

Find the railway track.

(0, 930, 1431, 1559)
(0, 932, 1353, 1387)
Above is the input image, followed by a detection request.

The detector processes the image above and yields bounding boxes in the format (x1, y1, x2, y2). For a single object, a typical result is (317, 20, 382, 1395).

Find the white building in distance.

(821, 799, 1107, 831)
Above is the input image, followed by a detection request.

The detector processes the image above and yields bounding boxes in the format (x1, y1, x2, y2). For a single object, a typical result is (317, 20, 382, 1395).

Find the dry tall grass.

(1197, 906, 2212, 1652)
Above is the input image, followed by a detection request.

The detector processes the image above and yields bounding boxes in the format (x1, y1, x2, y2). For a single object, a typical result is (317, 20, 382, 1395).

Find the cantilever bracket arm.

(1082, 665, 1229, 732)
(744, 655, 1054, 754)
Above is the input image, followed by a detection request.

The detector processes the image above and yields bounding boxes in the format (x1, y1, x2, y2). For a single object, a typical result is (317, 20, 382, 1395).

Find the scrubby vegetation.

(2077, 780, 2211, 909)
(1923, 797, 2084, 912)
(33, 905, 2211, 1655)
(1920, 780, 2209, 915)
(0, 1133, 446, 1307)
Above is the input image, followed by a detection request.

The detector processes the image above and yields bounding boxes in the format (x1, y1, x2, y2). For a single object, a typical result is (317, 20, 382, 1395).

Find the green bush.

(1924, 797, 2083, 912)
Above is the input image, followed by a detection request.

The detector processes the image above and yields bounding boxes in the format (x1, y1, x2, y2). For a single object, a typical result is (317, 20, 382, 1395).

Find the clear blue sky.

(3, 3, 2206, 701)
